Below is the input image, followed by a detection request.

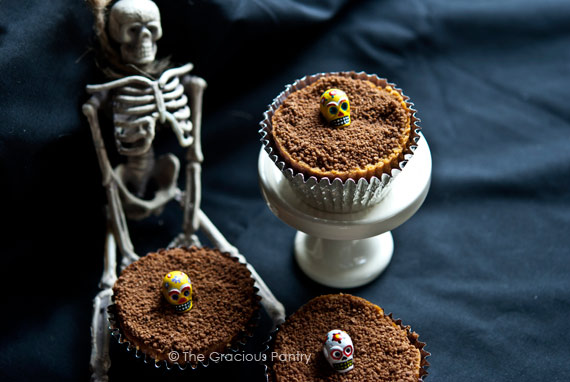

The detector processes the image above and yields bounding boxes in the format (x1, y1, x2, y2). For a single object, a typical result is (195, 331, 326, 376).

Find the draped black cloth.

(1, 0, 569, 380)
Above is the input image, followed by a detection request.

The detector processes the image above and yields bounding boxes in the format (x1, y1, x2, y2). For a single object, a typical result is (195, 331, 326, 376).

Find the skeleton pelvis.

(114, 116, 156, 156)
(114, 153, 180, 220)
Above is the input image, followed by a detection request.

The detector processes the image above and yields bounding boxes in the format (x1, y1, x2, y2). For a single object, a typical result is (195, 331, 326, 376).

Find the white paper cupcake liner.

(259, 71, 421, 213)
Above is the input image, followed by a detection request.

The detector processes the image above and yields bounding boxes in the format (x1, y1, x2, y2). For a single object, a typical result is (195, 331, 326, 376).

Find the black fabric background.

(1, 0, 569, 381)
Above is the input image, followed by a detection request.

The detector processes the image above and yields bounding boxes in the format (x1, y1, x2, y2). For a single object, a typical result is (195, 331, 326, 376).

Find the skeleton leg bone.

(173, 75, 285, 325)
(107, 182, 139, 269)
(198, 210, 286, 327)
(89, 224, 117, 382)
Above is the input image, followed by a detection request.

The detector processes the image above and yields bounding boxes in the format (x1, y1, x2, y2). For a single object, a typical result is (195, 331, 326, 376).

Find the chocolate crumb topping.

(112, 247, 258, 364)
(270, 294, 422, 382)
(271, 75, 412, 181)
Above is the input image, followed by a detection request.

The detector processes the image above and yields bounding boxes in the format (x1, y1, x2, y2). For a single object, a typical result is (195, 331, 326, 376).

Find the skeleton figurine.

(83, 1, 284, 380)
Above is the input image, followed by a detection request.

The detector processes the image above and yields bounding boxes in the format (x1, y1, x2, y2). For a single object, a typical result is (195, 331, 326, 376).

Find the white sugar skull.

(323, 330, 354, 373)
(109, 0, 163, 65)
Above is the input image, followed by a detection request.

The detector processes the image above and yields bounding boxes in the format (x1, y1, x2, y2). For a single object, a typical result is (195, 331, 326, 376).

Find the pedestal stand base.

(294, 231, 393, 288)
(259, 134, 431, 289)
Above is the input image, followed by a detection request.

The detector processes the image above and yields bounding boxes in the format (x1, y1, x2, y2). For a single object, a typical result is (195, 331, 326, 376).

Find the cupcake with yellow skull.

(259, 71, 421, 213)
(109, 246, 260, 369)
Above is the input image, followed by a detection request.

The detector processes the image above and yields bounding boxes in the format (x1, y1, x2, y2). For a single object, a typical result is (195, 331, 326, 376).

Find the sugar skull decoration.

(161, 271, 193, 312)
(323, 330, 354, 373)
(320, 89, 351, 127)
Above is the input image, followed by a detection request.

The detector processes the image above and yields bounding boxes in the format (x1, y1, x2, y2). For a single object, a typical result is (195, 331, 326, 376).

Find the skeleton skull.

(109, 0, 163, 65)
(320, 89, 351, 127)
(323, 330, 354, 373)
(161, 271, 193, 312)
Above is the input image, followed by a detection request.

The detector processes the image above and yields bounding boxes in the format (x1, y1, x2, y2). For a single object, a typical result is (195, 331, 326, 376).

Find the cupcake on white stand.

(258, 72, 432, 288)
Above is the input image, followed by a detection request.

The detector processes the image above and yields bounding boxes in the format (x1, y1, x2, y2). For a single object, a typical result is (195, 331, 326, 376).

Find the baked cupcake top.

(270, 75, 413, 181)
(112, 246, 259, 364)
(269, 294, 427, 381)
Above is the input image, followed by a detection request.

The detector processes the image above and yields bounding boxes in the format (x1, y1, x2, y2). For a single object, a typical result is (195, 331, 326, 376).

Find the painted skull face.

(320, 89, 351, 127)
(323, 330, 354, 373)
(161, 271, 192, 312)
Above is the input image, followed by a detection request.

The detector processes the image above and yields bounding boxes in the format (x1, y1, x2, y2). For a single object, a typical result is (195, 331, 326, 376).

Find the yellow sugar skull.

(161, 271, 193, 313)
(320, 89, 351, 127)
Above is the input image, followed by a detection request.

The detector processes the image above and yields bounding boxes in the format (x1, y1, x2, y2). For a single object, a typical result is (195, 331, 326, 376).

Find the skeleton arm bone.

(182, 74, 206, 163)
(83, 93, 113, 184)
(178, 75, 207, 240)
(83, 95, 138, 266)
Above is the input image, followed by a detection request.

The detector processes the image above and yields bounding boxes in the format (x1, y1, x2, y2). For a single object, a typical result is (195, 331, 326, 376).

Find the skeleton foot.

(169, 232, 201, 248)
(120, 253, 137, 270)
(90, 290, 112, 382)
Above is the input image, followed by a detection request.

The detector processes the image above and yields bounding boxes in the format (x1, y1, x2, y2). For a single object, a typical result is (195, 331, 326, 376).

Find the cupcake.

(109, 246, 260, 368)
(259, 71, 421, 213)
(265, 294, 429, 381)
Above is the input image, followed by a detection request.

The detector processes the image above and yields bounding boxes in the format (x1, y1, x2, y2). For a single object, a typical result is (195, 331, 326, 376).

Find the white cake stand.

(258, 135, 432, 288)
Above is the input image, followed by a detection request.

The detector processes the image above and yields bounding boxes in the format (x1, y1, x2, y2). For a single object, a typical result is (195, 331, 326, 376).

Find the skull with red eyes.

(323, 330, 354, 373)
(161, 271, 193, 313)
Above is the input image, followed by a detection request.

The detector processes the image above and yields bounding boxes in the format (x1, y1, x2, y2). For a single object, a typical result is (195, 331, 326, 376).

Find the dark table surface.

(1, 0, 569, 381)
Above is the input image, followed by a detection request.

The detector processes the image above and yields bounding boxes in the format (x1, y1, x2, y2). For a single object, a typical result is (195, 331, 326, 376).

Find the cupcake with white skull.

(264, 294, 429, 381)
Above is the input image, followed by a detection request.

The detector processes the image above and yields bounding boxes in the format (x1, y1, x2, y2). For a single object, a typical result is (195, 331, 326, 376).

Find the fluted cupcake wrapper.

(261, 313, 430, 381)
(387, 313, 431, 381)
(259, 71, 421, 213)
(107, 247, 262, 371)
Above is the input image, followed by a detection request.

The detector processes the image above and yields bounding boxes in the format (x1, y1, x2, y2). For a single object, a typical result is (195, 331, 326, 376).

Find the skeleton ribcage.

(112, 75, 193, 153)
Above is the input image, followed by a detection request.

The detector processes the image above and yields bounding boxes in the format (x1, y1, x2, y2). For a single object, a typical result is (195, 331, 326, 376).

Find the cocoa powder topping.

(112, 247, 258, 363)
(271, 76, 410, 175)
(271, 294, 421, 381)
